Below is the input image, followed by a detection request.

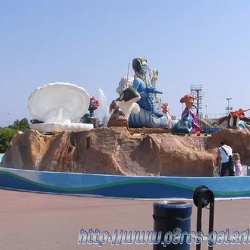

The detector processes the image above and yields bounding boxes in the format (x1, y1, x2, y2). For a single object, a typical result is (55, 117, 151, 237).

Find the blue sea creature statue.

(132, 57, 163, 117)
(129, 57, 170, 128)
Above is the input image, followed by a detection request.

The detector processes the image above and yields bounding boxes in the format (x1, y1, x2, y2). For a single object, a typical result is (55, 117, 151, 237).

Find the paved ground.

(1, 189, 250, 250)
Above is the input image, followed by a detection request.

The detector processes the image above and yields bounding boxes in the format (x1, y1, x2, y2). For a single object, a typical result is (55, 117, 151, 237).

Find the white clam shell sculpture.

(28, 82, 94, 132)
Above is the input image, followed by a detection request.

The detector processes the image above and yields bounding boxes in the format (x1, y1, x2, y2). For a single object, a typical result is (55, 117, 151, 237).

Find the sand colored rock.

(1, 127, 250, 177)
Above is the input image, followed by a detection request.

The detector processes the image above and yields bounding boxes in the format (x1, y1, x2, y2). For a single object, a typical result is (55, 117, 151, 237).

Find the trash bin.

(153, 201, 192, 250)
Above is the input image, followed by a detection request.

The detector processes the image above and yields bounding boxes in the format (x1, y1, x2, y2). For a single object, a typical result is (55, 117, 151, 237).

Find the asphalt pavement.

(1, 189, 250, 250)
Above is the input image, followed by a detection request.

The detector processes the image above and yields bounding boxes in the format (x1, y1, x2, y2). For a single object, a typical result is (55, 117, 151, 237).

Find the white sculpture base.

(30, 123, 93, 133)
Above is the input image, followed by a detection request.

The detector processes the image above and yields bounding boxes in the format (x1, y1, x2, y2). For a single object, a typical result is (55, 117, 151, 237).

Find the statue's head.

(180, 94, 195, 108)
(132, 57, 148, 78)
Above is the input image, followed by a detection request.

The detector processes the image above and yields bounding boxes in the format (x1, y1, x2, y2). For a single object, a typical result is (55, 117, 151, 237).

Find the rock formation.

(1, 128, 250, 177)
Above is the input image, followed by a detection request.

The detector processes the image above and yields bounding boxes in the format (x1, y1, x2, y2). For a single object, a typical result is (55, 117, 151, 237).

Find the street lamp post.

(226, 98, 232, 115)
(205, 105, 207, 120)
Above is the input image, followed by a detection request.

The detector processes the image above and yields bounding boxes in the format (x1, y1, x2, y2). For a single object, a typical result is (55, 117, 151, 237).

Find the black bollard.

(153, 201, 192, 250)
(193, 185, 214, 250)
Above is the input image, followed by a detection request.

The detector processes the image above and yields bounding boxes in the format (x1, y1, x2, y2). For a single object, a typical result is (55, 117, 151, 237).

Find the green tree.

(0, 128, 17, 153)
(8, 118, 29, 131)
(0, 118, 30, 153)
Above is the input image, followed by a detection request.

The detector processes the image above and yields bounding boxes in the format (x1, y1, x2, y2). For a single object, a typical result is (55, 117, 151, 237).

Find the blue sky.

(1, 0, 250, 126)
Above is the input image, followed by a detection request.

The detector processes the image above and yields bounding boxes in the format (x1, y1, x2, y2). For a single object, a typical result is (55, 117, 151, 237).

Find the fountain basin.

(0, 166, 250, 199)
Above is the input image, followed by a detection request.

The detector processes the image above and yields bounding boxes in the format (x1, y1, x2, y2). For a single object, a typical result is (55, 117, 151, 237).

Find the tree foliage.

(0, 118, 30, 153)
(8, 118, 29, 131)
(0, 128, 17, 153)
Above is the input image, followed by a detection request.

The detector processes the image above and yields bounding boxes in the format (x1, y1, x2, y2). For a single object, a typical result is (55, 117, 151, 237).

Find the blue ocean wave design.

(1, 168, 250, 198)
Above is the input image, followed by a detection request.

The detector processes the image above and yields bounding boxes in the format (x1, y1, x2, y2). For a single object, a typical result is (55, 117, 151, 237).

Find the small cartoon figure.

(161, 103, 172, 129)
(212, 108, 250, 129)
(172, 94, 201, 134)
(108, 87, 141, 127)
(88, 97, 100, 116)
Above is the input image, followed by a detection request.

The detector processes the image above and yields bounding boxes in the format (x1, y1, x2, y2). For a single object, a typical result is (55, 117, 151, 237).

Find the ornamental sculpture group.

(28, 57, 250, 133)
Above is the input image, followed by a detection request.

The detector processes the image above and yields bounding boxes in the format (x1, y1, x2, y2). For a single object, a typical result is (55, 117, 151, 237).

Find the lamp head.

(193, 185, 214, 208)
